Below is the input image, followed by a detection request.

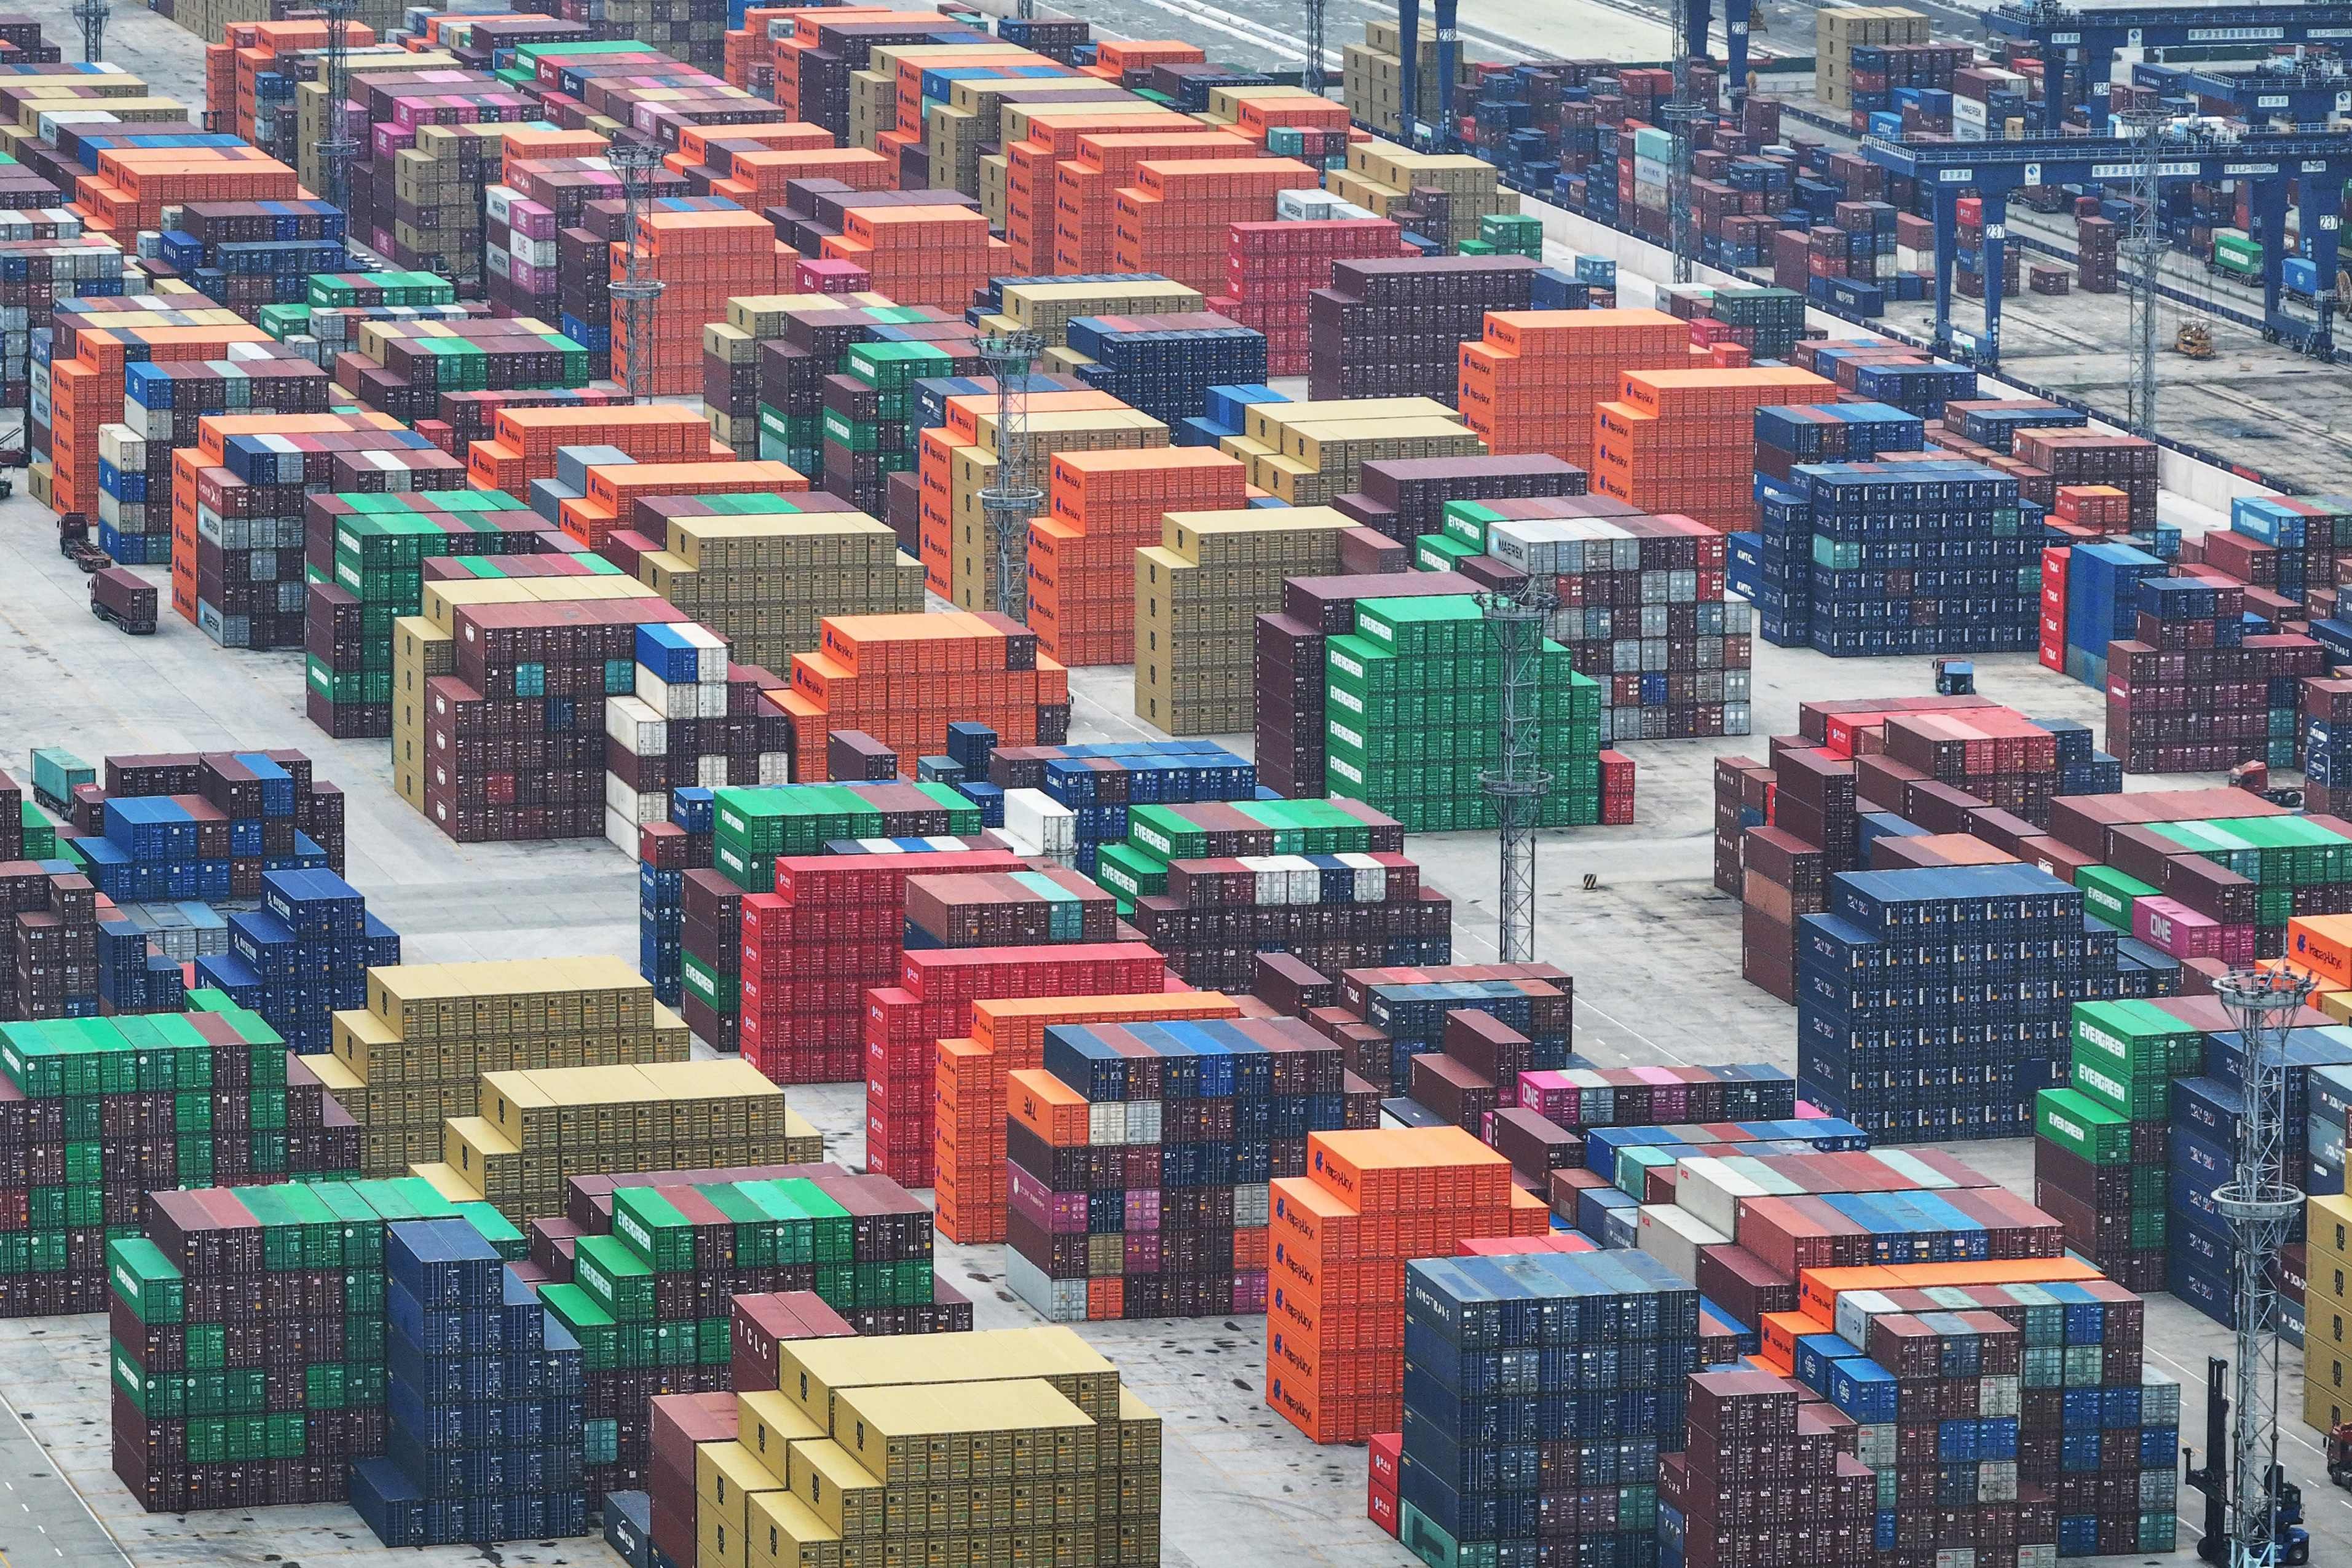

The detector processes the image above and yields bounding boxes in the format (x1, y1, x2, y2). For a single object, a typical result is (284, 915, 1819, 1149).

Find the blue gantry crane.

(2132, 53, 2352, 129)
(1394, 0, 1462, 149)
(1861, 127, 2352, 366)
(1393, 0, 1752, 149)
(1988, 1, 2352, 132)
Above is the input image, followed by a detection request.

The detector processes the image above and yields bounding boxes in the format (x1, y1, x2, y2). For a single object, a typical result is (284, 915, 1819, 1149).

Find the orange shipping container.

(1028, 446, 1246, 666)
(1052, 131, 1253, 275)
(1458, 308, 1691, 475)
(786, 610, 1067, 781)
(935, 991, 1237, 1243)
(1265, 1127, 1537, 1444)
(1109, 157, 1322, 296)
(1592, 364, 1832, 532)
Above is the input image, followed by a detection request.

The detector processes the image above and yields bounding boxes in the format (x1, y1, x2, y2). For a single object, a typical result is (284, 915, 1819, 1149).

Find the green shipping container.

(2035, 1087, 2134, 1164)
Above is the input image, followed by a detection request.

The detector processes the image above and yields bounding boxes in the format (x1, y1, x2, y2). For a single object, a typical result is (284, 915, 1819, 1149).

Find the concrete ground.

(5, 4, 2336, 1566)
(0, 471, 2328, 1567)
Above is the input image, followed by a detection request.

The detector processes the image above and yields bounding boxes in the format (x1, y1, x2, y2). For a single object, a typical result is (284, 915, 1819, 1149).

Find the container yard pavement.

(2, 466, 2340, 1567)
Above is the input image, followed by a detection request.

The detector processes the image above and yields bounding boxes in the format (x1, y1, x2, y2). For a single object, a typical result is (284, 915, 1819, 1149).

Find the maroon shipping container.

(729, 1290, 858, 1390)
(90, 567, 156, 633)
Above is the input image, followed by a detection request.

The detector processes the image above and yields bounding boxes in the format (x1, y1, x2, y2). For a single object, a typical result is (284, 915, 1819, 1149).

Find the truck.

(90, 567, 156, 635)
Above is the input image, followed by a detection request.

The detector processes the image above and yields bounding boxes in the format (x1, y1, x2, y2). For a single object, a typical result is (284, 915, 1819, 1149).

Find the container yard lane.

(0, 1322, 133, 1568)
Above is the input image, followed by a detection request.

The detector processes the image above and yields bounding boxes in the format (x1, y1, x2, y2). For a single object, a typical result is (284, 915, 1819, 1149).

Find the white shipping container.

(1834, 1288, 1903, 1350)
(604, 807, 641, 856)
(1004, 788, 1076, 858)
(1636, 1202, 1727, 1285)
(696, 754, 730, 788)
(604, 695, 666, 754)
(634, 669, 727, 721)
(1337, 850, 1387, 902)
(606, 774, 667, 826)
(1673, 1156, 1769, 1240)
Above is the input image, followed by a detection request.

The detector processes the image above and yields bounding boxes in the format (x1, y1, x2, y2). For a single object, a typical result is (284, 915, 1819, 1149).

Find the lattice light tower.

(1304, 0, 1328, 97)
(317, 0, 360, 221)
(2213, 965, 2311, 1568)
(1661, 100, 1700, 288)
(1478, 577, 1558, 963)
(607, 136, 667, 404)
(976, 330, 1043, 623)
(71, 0, 107, 63)
(2120, 108, 2168, 437)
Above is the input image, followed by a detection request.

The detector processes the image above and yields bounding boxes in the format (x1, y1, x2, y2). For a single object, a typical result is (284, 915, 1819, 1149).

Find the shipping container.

(1266, 1126, 1546, 1443)
(1004, 1015, 1372, 1321)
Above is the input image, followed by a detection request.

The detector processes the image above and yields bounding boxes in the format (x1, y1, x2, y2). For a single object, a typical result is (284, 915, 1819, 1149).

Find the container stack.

(2013, 429, 2158, 526)
(425, 1058, 823, 1223)
(601, 624, 796, 854)
(936, 991, 1247, 1246)
(1324, 593, 1612, 832)
(1265, 1126, 1547, 1444)
(156, 199, 348, 319)
(307, 957, 691, 1176)
(1030, 447, 1248, 668)
(2106, 576, 2323, 774)
(1107, 157, 1323, 295)
(1055, 312, 1269, 427)
(351, 1218, 588, 1546)
(1, 1001, 347, 1314)
(70, 748, 348, 897)
(1722, 698, 2131, 1002)
(1108, 808, 1450, 990)
(1390, 1250, 1700, 1568)
(2032, 999, 2202, 1292)
(651, 1328, 1162, 1568)
(1004, 1015, 1370, 1322)
(1310, 256, 1541, 404)
(1593, 366, 1833, 532)
(979, 739, 1260, 875)
(110, 1178, 511, 1514)
(915, 385, 1166, 608)
(1327, 142, 1523, 251)
(1255, 570, 1448, 802)
(2308, 1192, 2352, 1432)
(1457, 309, 1691, 473)
(864, 940, 1171, 1187)
(172, 409, 464, 651)
(738, 846, 1020, 1081)
(541, 1164, 968, 1503)
(1303, 961, 1574, 1097)
(784, 612, 1071, 784)
(104, 345, 333, 565)
(332, 318, 594, 427)
(1470, 501, 1753, 742)
(37, 291, 265, 518)
(401, 581, 709, 843)
(1774, 1258, 2173, 1561)
(1135, 506, 1356, 736)
(1659, 1370, 1879, 1568)
(1801, 863, 2105, 1140)
(614, 207, 793, 396)
(302, 487, 558, 741)
(1759, 456, 2038, 655)
(189, 869, 401, 1055)
(1331, 452, 1587, 546)
(708, 778, 990, 895)
(1222, 216, 1402, 376)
